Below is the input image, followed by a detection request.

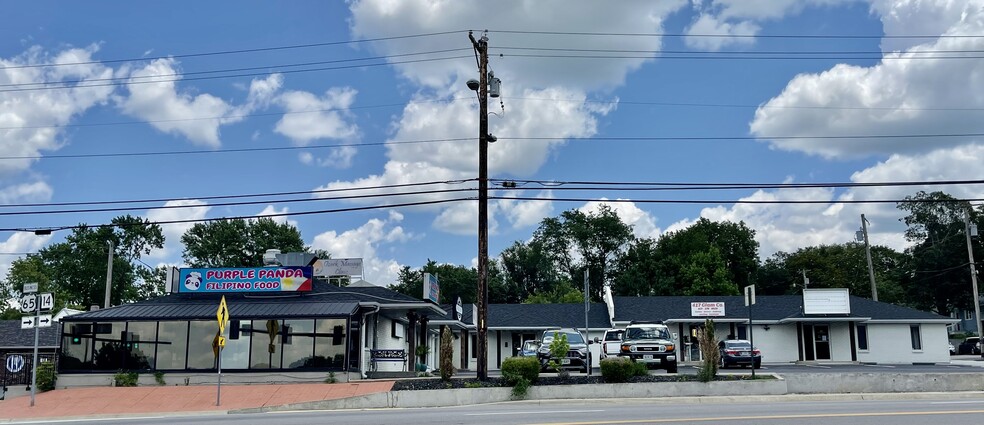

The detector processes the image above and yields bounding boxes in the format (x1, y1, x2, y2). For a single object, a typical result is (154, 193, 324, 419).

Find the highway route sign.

(21, 314, 53, 329)
(19, 295, 36, 313)
(39, 293, 54, 311)
(23, 283, 37, 293)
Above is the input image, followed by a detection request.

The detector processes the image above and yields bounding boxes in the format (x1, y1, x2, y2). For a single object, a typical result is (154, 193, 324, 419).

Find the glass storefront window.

(92, 322, 126, 370)
(156, 321, 189, 370)
(282, 320, 315, 369)
(223, 320, 250, 369)
(187, 321, 218, 369)
(250, 320, 282, 369)
(60, 323, 94, 371)
(315, 319, 347, 368)
(125, 321, 157, 370)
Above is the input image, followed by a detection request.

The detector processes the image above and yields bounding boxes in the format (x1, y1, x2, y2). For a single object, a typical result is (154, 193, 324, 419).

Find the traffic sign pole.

(29, 293, 39, 407)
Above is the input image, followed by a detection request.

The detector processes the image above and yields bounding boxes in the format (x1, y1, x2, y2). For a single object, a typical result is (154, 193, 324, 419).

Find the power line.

(5, 132, 984, 162)
(0, 30, 467, 70)
(489, 195, 984, 205)
(491, 178, 984, 190)
(494, 46, 984, 56)
(0, 187, 477, 217)
(7, 95, 980, 133)
(0, 55, 472, 94)
(500, 52, 984, 61)
(0, 48, 473, 90)
(0, 178, 474, 208)
(0, 197, 476, 233)
(485, 29, 984, 40)
(0, 137, 473, 160)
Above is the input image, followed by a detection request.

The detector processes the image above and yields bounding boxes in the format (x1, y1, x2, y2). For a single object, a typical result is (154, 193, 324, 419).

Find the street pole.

(584, 269, 590, 376)
(469, 30, 490, 380)
(29, 293, 39, 407)
(861, 214, 878, 301)
(964, 213, 981, 338)
(104, 240, 114, 309)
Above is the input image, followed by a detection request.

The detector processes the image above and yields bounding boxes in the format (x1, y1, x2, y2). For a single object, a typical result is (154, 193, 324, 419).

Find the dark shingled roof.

(62, 281, 427, 322)
(488, 303, 610, 329)
(0, 320, 63, 349)
(613, 296, 950, 323)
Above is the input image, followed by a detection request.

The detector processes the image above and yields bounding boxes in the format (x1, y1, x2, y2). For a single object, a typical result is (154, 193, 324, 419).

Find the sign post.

(744, 285, 756, 379)
(216, 296, 229, 406)
(21, 283, 42, 407)
(583, 269, 591, 376)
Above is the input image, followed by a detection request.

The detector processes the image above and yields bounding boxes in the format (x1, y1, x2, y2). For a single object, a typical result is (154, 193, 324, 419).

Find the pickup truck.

(600, 329, 624, 359)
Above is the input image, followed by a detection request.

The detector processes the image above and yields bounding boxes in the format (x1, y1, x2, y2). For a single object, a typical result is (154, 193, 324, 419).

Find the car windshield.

(543, 331, 585, 344)
(626, 326, 670, 340)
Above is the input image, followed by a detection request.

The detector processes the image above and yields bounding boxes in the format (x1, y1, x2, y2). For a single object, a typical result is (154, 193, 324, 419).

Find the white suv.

(618, 321, 678, 373)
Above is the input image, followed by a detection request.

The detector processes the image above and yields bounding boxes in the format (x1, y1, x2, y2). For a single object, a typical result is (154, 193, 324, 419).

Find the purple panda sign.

(178, 267, 313, 293)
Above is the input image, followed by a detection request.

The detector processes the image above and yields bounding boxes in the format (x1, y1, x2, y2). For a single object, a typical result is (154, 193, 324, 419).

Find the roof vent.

(263, 249, 282, 266)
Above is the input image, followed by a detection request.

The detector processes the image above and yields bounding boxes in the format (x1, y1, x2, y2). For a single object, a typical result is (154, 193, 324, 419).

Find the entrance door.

(687, 325, 702, 362)
(511, 333, 535, 357)
(814, 325, 831, 360)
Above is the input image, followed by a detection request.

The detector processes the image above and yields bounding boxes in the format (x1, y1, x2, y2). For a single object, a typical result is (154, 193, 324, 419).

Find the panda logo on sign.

(184, 272, 203, 291)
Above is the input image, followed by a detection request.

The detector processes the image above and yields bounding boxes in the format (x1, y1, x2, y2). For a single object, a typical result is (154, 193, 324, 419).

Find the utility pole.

(104, 240, 114, 309)
(801, 270, 809, 289)
(468, 30, 490, 380)
(964, 212, 981, 337)
(860, 214, 878, 301)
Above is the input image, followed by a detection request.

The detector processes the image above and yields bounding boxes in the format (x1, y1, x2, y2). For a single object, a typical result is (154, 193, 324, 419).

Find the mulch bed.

(392, 373, 765, 391)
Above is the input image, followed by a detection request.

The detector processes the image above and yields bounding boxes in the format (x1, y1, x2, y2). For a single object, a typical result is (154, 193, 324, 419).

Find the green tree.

(3, 215, 164, 309)
(499, 240, 561, 301)
(682, 247, 738, 296)
(181, 218, 305, 267)
(390, 260, 478, 304)
(523, 281, 584, 304)
(610, 238, 661, 296)
(560, 205, 635, 300)
(897, 191, 982, 315)
(651, 218, 759, 296)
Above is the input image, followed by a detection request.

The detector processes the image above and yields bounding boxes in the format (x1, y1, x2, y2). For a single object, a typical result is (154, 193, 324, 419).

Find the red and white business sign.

(691, 302, 726, 317)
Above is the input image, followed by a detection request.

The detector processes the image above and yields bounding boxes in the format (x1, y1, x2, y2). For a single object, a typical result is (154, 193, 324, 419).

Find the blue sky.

(2, 0, 984, 286)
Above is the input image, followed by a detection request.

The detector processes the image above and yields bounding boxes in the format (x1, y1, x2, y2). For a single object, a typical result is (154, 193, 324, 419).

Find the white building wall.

(858, 323, 950, 364)
(830, 322, 854, 361)
(368, 316, 410, 372)
(748, 324, 799, 363)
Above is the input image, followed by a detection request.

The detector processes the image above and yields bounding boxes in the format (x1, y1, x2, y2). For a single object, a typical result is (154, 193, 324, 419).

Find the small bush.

(113, 370, 139, 387)
(696, 318, 720, 383)
(501, 356, 540, 385)
(547, 332, 570, 373)
(600, 357, 647, 383)
(36, 361, 57, 392)
(510, 377, 531, 399)
(440, 327, 455, 381)
(464, 381, 482, 389)
(153, 371, 166, 386)
(325, 371, 337, 384)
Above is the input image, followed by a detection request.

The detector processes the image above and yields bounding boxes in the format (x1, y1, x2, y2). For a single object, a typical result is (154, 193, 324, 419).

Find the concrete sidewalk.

(0, 381, 394, 421)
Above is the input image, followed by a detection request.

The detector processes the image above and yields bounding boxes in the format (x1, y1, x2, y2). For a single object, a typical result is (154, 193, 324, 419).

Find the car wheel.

(666, 363, 678, 374)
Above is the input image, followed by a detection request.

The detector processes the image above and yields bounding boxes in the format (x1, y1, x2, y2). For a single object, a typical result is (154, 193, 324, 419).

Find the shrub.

(325, 371, 337, 384)
(440, 327, 455, 381)
(113, 370, 139, 387)
(510, 377, 531, 399)
(696, 318, 720, 382)
(36, 361, 57, 392)
(600, 357, 648, 383)
(547, 332, 570, 373)
(153, 371, 166, 386)
(501, 356, 540, 385)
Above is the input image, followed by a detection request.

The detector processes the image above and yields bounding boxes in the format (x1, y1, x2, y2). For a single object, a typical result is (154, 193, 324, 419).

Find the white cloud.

(683, 13, 759, 51)
(0, 181, 53, 204)
(750, 2, 984, 159)
(256, 205, 299, 228)
(579, 199, 661, 239)
(349, 0, 687, 91)
(117, 59, 282, 147)
(298, 146, 358, 169)
(0, 45, 115, 175)
(274, 87, 360, 145)
(0, 232, 51, 282)
(145, 200, 210, 260)
(308, 212, 412, 285)
(497, 190, 555, 230)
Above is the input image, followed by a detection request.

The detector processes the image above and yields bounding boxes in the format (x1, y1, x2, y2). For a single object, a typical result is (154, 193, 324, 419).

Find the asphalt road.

(31, 395, 984, 425)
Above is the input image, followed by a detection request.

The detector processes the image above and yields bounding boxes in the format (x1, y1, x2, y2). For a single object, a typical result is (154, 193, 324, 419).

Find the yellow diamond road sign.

(217, 295, 229, 333)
